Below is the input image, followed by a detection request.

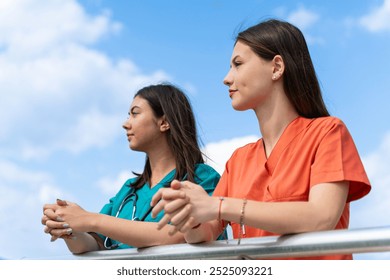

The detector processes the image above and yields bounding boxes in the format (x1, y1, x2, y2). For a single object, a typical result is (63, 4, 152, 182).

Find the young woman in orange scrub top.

(151, 19, 371, 260)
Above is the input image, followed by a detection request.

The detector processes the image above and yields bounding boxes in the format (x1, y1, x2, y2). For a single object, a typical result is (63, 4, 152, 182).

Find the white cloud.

(351, 131, 390, 229)
(0, 0, 121, 56)
(19, 109, 124, 160)
(0, 0, 170, 157)
(203, 135, 259, 174)
(287, 6, 320, 30)
(359, 0, 390, 32)
(274, 6, 323, 45)
(0, 159, 68, 259)
(97, 170, 134, 195)
(351, 132, 390, 260)
(0, 0, 171, 259)
(0, 159, 67, 215)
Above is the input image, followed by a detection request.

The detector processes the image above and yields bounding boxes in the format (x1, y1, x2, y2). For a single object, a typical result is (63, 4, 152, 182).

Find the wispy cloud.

(0, 0, 170, 259)
(0, 159, 67, 259)
(359, 0, 390, 32)
(0, 0, 169, 159)
(352, 131, 390, 229)
(274, 5, 323, 45)
(203, 135, 259, 174)
(97, 170, 134, 195)
(287, 6, 320, 30)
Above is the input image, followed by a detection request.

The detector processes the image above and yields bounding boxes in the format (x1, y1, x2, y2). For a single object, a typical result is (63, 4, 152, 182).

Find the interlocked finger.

(156, 213, 172, 230)
(169, 203, 192, 227)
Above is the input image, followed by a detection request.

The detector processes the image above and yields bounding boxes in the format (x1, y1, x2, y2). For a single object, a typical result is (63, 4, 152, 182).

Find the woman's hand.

(42, 199, 95, 241)
(42, 199, 74, 241)
(151, 180, 218, 234)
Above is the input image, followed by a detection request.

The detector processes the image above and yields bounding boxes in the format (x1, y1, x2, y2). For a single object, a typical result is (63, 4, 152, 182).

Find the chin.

(130, 145, 144, 153)
(129, 144, 137, 151)
(232, 103, 250, 111)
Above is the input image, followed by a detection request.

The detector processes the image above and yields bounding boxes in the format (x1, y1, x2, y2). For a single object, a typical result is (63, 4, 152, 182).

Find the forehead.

(130, 96, 150, 110)
(231, 41, 254, 59)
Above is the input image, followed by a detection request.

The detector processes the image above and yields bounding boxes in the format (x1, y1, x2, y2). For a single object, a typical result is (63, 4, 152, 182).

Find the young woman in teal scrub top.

(41, 84, 220, 254)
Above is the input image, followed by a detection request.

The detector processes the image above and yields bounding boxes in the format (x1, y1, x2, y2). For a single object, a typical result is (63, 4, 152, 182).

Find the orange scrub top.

(213, 116, 371, 260)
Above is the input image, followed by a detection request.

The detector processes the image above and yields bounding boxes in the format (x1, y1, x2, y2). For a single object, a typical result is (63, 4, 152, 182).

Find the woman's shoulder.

(300, 116, 353, 144)
(195, 163, 220, 176)
(229, 138, 263, 157)
(310, 116, 346, 128)
(114, 177, 138, 194)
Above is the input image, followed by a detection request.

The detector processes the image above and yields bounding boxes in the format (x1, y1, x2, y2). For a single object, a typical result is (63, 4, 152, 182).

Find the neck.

(254, 90, 298, 158)
(147, 143, 176, 188)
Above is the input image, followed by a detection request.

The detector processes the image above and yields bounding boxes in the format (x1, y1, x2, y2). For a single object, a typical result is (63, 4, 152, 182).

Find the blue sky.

(0, 0, 389, 260)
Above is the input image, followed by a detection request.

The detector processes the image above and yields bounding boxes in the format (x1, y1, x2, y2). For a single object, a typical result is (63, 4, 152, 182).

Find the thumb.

(56, 198, 68, 206)
(170, 179, 183, 190)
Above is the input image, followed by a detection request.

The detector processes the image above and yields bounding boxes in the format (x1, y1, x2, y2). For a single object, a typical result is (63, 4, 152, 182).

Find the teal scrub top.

(98, 163, 221, 249)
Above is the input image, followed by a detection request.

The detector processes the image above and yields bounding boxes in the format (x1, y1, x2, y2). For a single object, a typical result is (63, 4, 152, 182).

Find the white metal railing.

(57, 226, 390, 260)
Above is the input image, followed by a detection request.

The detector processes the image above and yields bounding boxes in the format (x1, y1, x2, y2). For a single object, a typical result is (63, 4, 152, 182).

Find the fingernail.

(66, 228, 73, 234)
(50, 236, 58, 242)
(57, 198, 68, 206)
(63, 223, 70, 228)
(56, 216, 64, 222)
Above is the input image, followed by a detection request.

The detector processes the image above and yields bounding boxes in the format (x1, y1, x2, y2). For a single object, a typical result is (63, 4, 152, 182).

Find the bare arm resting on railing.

(42, 199, 185, 254)
(151, 179, 349, 243)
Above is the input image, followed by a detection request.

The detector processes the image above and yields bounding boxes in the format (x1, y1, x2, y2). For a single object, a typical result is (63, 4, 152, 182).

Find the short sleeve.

(310, 119, 371, 202)
(212, 151, 236, 198)
(99, 178, 134, 215)
(96, 178, 134, 243)
(194, 164, 221, 196)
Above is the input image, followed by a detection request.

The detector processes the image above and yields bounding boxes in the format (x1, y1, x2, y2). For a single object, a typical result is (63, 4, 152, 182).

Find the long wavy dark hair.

(130, 83, 204, 189)
(236, 19, 330, 118)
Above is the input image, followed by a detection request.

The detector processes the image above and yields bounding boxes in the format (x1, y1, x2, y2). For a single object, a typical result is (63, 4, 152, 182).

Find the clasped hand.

(41, 199, 88, 241)
(151, 179, 215, 235)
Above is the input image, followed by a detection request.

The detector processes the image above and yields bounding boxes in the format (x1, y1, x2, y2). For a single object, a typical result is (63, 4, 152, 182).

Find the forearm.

(218, 182, 349, 235)
(184, 220, 221, 244)
(63, 232, 100, 254)
(221, 199, 343, 235)
(93, 214, 185, 248)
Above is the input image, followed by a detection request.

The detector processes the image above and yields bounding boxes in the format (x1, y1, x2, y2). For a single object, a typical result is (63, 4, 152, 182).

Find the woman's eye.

(233, 61, 242, 67)
(127, 111, 139, 119)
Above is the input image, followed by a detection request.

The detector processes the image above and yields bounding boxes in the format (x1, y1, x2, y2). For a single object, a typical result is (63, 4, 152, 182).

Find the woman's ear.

(159, 116, 170, 132)
(272, 55, 284, 80)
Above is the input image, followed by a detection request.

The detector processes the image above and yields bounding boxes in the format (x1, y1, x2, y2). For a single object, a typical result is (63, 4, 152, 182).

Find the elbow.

(310, 214, 340, 232)
(70, 247, 91, 254)
(185, 223, 216, 244)
(139, 232, 185, 248)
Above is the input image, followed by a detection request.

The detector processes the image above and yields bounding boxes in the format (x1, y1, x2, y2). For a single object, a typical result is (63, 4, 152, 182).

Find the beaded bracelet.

(237, 198, 247, 245)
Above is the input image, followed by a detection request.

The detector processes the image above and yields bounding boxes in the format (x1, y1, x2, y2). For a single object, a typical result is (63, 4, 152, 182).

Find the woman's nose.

(223, 70, 233, 86)
(122, 118, 131, 129)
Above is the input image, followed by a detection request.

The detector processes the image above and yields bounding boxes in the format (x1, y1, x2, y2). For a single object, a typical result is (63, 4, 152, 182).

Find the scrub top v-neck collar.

(133, 168, 176, 220)
(262, 117, 314, 176)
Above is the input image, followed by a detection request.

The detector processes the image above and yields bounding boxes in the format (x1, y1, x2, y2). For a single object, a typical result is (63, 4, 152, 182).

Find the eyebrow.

(230, 55, 241, 65)
(129, 105, 141, 114)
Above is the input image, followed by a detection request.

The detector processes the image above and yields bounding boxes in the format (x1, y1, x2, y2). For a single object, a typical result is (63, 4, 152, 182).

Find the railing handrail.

(56, 226, 390, 260)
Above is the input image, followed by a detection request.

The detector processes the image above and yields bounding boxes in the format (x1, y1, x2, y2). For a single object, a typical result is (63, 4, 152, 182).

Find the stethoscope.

(103, 189, 153, 249)
(103, 174, 187, 249)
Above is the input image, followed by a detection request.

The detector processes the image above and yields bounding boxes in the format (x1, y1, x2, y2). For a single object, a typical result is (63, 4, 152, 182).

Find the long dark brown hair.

(236, 19, 330, 118)
(130, 83, 204, 189)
